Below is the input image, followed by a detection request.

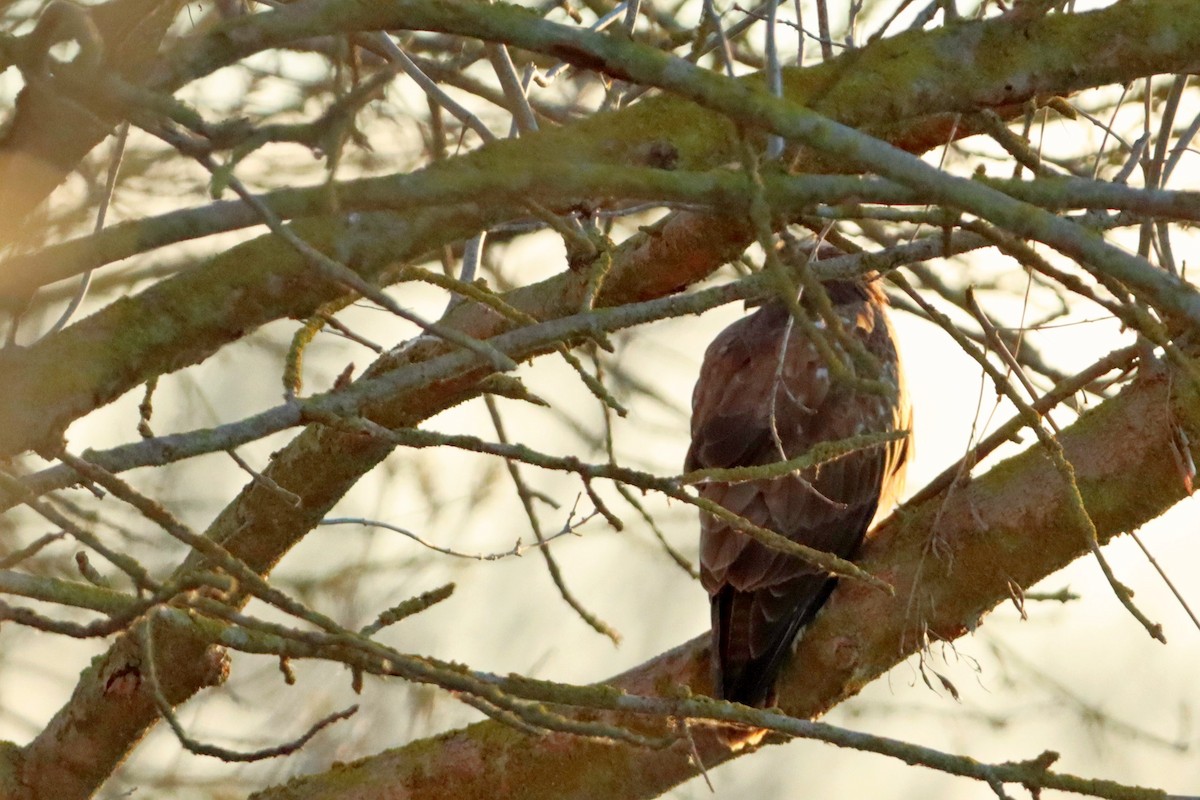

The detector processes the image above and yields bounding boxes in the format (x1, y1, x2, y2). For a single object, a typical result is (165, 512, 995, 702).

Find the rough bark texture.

(248, 368, 1198, 800)
(4, 3, 1199, 799)
(4, 1, 1198, 457)
(8, 205, 754, 800)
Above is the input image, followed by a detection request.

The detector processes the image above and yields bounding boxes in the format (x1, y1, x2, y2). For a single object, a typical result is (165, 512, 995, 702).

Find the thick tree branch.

(7, 4, 1200, 799)
(3, 1, 1197, 458)
(246, 365, 1199, 800)
(9, 201, 758, 800)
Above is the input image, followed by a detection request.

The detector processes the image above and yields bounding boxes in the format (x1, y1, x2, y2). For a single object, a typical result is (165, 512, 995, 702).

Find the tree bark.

(5, 3, 1200, 799)
(248, 366, 1198, 800)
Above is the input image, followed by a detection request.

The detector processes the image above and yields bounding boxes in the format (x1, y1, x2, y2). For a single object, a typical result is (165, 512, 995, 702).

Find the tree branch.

(244, 365, 1199, 800)
(8, 4, 1200, 799)
(4, 1, 1197, 457)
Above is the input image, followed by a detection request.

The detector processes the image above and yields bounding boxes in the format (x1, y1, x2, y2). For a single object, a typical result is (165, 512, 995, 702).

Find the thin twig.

(371, 36, 496, 142)
(486, 42, 538, 135)
(10, 235, 997, 507)
(140, 613, 359, 762)
(226, 449, 303, 507)
(484, 395, 622, 643)
(0, 471, 157, 591)
(1129, 531, 1200, 634)
(319, 513, 594, 562)
(892, 275, 1166, 643)
(904, 344, 1140, 508)
(323, 413, 894, 592)
(153, 124, 517, 373)
(764, 0, 783, 160)
(42, 121, 130, 338)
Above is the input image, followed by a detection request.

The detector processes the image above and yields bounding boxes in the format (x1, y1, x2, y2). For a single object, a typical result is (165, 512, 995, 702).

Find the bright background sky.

(1, 0, 1198, 797)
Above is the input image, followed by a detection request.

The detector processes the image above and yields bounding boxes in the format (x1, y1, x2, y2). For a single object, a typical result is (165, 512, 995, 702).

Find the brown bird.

(686, 278, 911, 707)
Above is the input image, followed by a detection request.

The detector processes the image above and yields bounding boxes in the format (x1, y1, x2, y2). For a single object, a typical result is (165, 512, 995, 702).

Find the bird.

(685, 276, 911, 707)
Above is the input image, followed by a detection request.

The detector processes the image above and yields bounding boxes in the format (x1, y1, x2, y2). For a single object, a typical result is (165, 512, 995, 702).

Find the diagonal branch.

(243, 364, 1200, 800)
(4, 1, 1199, 459)
(9, 5, 1200, 799)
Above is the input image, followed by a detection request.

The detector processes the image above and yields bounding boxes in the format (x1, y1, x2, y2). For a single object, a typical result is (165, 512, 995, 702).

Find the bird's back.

(687, 282, 910, 706)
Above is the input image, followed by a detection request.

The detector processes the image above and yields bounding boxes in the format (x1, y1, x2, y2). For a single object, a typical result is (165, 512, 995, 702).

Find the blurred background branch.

(1, 1, 1199, 799)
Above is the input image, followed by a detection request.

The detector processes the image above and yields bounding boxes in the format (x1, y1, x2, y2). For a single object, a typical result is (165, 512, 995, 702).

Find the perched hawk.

(686, 279, 911, 707)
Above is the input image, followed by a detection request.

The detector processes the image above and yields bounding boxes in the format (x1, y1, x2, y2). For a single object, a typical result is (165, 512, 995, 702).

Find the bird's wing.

(689, 290, 909, 706)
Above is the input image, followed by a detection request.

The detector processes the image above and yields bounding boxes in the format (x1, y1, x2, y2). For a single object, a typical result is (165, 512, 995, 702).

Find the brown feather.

(689, 281, 911, 706)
